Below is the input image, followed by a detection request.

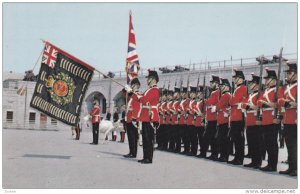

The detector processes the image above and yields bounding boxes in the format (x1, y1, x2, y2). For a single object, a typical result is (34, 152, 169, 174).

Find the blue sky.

(3, 3, 297, 74)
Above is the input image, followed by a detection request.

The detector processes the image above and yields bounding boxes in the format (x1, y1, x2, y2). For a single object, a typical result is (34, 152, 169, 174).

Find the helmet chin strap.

(290, 73, 297, 82)
(266, 78, 275, 87)
(148, 78, 156, 87)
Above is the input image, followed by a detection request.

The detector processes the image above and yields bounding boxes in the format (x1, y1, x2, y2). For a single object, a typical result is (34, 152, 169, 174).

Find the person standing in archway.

(105, 107, 111, 140)
(90, 99, 101, 145)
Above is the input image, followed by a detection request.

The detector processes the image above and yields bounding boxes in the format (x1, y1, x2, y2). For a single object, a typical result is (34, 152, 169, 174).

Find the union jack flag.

(126, 11, 140, 84)
(42, 43, 58, 68)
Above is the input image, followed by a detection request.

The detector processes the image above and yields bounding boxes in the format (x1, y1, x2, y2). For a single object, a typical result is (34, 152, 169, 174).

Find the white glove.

(224, 112, 229, 118)
(124, 84, 133, 93)
(237, 103, 242, 110)
(211, 106, 216, 113)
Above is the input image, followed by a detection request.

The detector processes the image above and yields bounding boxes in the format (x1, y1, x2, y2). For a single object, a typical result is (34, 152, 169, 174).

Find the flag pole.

(125, 10, 132, 117)
(94, 69, 126, 88)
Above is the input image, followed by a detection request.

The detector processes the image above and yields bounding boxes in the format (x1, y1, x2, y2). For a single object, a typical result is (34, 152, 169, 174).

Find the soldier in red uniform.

(157, 89, 167, 150)
(213, 78, 231, 162)
(126, 70, 160, 164)
(228, 69, 247, 165)
(186, 86, 198, 156)
(178, 87, 190, 155)
(257, 68, 279, 172)
(123, 78, 141, 158)
(195, 86, 206, 158)
(241, 74, 262, 168)
(200, 75, 220, 159)
(166, 90, 175, 151)
(278, 62, 297, 176)
(89, 99, 101, 145)
(172, 87, 182, 153)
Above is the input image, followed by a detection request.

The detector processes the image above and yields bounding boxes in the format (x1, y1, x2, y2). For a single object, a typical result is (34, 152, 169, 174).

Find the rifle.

(186, 64, 192, 98)
(196, 66, 201, 93)
(274, 47, 283, 119)
(201, 60, 207, 113)
(256, 55, 264, 120)
(231, 56, 235, 95)
(275, 48, 284, 148)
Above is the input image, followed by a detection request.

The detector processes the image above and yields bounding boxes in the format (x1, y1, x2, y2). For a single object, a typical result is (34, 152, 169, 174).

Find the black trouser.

(196, 126, 205, 154)
(183, 125, 191, 153)
(260, 133, 267, 160)
(92, 122, 99, 144)
(246, 125, 262, 165)
(230, 121, 245, 162)
(164, 124, 171, 150)
(202, 121, 218, 157)
(157, 124, 164, 148)
(126, 122, 138, 157)
(261, 124, 279, 168)
(284, 124, 297, 170)
(217, 123, 230, 159)
(168, 125, 176, 150)
(142, 122, 154, 161)
(178, 124, 186, 152)
(246, 127, 253, 157)
(188, 125, 198, 155)
(174, 125, 182, 152)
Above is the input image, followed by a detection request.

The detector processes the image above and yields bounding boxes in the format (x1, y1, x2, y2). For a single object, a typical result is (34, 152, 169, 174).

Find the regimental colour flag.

(30, 41, 95, 126)
(125, 11, 140, 83)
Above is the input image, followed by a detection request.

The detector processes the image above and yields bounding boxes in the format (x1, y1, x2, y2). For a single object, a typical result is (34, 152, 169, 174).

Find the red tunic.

(90, 105, 101, 123)
(137, 86, 160, 122)
(187, 99, 197, 125)
(229, 85, 247, 122)
(171, 100, 180, 125)
(216, 92, 231, 125)
(278, 82, 297, 124)
(178, 99, 190, 125)
(194, 100, 206, 127)
(158, 102, 167, 124)
(165, 101, 173, 125)
(206, 89, 220, 122)
(257, 87, 276, 126)
(126, 93, 141, 123)
(241, 91, 259, 127)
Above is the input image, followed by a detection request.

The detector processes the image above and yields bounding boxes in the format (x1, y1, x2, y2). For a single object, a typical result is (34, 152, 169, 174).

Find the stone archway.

(85, 91, 106, 115)
(113, 90, 126, 114)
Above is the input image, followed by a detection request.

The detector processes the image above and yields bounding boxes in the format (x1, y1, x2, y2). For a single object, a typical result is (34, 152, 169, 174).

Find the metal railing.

(92, 52, 297, 79)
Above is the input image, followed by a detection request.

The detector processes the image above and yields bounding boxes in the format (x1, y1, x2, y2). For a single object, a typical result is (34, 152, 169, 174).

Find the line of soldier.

(155, 61, 297, 176)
